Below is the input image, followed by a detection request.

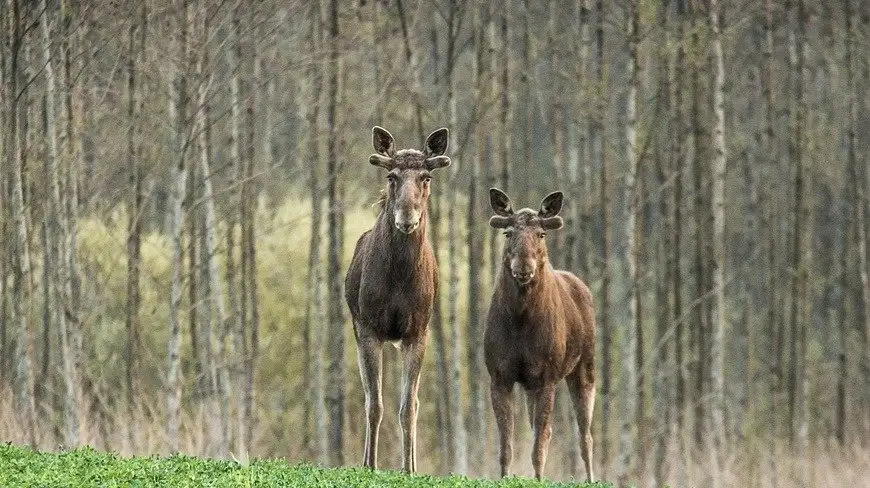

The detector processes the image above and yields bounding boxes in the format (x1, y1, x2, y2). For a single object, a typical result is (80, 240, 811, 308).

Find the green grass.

(0, 444, 609, 487)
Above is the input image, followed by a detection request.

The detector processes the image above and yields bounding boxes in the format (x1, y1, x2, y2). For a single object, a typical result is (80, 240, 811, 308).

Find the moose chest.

(357, 251, 436, 342)
(485, 306, 570, 390)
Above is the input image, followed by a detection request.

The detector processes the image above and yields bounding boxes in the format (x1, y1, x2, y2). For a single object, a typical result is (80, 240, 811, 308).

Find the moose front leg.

(531, 384, 557, 480)
(490, 379, 515, 478)
(355, 332, 384, 469)
(399, 334, 427, 473)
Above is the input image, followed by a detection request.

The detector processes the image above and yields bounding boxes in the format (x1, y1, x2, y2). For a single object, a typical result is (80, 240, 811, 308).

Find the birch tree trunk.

(304, 0, 328, 462)
(690, 2, 710, 449)
(576, 0, 591, 279)
(760, 0, 783, 444)
(61, 0, 85, 445)
(0, 4, 6, 387)
(595, 0, 612, 475)
(324, 0, 346, 465)
(166, 0, 190, 453)
(851, 0, 870, 442)
(709, 0, 727, 480)
(40, 0, 81, 448)
(618, 1, 640, 483)
(442, 0, 468, 473)
(653, 3, 673, 483)
(786, 0, 809, 449)
(243, 51, 260, 454)
(195, 2, 229, 457)
(125, 0, 146, 448)
(228, 3, 249, 457)
(467, 0, 488, 470)
(9, 0, 36, 447)
(672, 0, 688, 469)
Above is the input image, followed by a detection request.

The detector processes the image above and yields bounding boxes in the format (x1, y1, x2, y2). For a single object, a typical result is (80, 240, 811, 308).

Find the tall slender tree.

(124, 0, 146, 448)
(595, 0, 612, 474)
(442, 0, 468, 473)
(466, 0, 488, 471)
(166, 0, 190, 453)
(618, 0, 641, 482)
(709, 0, 728, 479)
(304, 0, 328, 462)
(324, 0, 346, 465)
(786, 0, 809, 449)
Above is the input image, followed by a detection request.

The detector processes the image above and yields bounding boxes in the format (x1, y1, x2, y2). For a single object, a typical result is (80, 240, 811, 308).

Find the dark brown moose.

(484, 188, 597, 482)
(345, 126, 451, 473)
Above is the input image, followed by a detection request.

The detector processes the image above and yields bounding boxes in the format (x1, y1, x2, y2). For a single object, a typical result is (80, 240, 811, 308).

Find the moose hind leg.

(399, 335, 427, 473)
(568, 362, 596, 482)
(356, 333, 383, 469)
(531, 384, 557, 481)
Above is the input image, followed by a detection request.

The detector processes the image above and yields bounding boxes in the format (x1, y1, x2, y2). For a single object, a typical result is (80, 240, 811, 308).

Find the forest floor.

(0, 443, 608, 487)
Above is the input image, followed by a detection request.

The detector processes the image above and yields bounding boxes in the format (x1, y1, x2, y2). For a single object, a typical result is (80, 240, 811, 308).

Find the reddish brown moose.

(484, 188, 597, 482)
(345, 126, 450, 473)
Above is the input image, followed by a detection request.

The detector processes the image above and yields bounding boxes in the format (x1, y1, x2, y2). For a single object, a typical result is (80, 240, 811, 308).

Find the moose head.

(489, 188, 564, 285)
(369, 126, 451, 234)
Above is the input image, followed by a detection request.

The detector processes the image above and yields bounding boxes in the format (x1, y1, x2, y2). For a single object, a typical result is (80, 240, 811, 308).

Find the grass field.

(0, 444, 609, 487)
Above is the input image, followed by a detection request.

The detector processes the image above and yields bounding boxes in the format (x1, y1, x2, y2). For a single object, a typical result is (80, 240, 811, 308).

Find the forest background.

(0, 0, 869, 486)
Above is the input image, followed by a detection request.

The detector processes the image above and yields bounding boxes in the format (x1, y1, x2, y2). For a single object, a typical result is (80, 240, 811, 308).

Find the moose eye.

(503, 230, 513, 238)
(539, 232, 547, 238)
(387, 174, 398, 185)
(420, 174, 432, 183)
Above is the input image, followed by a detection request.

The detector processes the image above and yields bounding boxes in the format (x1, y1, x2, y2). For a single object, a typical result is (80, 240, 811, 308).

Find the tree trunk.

(195, 2, 228, 457)
(166, 0, 189, 453)
(575, 0, 591, 279)
(786, 0, 809, 449)
(40, 0, 82, 448)
(442, 0, 468, 474)
(0, 1, 7, 388)
(595, 0, 612, 475)
(690, 2, 710, 449)
(709, 0, 727, 479)
(671, 1, 688, 471)
(520, 0, 533, 211)
(653, 3, 673, 484)
(548, 0, 567, 268)
(243, 51, 260, 455)
(850, 0, 870, 444)
(467, 0, 488, 471)
(187, 119, 201, 396)
(304, 0, 328, 462)
(324, 0, 346, 465)
(618, 2, 641, 483)
(125, 0, 146, 449)
(760, 0, 783, 444)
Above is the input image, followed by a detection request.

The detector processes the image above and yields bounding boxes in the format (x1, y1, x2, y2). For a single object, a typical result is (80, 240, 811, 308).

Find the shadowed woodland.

(0, 0, 869, 486)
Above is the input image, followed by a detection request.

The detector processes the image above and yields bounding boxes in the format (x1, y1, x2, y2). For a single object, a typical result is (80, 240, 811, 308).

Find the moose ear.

(425, 155, 451, 171)
(369, 153, 395, 170)
(424, 127, 449, 157)
(372, 126, 395, 157)
(489, 188, 513, 217)
(540, 216, 564, 230)
(539, 191, 563, 218)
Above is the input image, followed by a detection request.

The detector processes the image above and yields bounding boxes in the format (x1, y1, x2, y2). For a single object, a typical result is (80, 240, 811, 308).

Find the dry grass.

(0, 386, 867, 487)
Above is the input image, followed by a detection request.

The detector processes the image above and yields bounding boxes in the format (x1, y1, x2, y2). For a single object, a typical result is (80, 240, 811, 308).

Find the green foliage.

(0, 444, 610, 488)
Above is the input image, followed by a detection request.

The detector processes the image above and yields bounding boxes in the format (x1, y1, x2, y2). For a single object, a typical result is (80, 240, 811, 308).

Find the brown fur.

(344, 127, 450, 473)
(484, 188, 597, 482)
